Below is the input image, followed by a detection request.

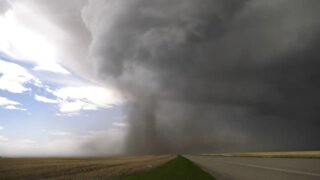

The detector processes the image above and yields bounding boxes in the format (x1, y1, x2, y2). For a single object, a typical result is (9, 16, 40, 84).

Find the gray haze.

(8, 0, 320, 154)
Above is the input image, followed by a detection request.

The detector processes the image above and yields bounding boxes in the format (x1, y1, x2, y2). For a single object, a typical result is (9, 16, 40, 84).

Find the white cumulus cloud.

(51, 86, 122, 114)
(34, 85, 122, 114)
(0, 59, 41, 93)
(0, 96, 19, 106)
(0, 96, 26, 111)
(4, 105, 27, 111)
(34, 95, 58, 104)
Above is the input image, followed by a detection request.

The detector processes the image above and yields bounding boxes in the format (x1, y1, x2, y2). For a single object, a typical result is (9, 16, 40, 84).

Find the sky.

(0, 0, 126, 157)
(1, 0, 320, 156)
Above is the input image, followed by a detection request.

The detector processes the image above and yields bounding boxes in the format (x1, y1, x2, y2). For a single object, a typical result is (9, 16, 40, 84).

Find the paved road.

(185, 155, 320, 180)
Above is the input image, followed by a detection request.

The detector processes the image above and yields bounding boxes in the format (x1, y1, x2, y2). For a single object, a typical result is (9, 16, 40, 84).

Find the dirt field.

(0, 155, 175, 180)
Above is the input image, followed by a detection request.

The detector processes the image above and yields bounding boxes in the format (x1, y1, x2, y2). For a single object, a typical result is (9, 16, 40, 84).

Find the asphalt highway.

(185, 155, 320, 180)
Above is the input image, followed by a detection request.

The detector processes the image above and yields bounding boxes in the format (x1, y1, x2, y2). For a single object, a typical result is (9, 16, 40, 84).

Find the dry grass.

(205, 151, 320, 158)
(0, 155, 175, 180)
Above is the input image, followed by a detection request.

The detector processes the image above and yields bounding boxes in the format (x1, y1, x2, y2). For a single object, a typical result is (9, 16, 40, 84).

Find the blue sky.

(0, 4, 127, 156)
(0, 54, 127, 157)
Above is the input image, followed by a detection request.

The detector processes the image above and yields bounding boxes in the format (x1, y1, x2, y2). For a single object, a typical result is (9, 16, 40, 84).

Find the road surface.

(185, 155, 320, 180)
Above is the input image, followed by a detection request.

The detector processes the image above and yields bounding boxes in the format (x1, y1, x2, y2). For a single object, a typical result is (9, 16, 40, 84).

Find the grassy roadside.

(123, 155, 215, 180)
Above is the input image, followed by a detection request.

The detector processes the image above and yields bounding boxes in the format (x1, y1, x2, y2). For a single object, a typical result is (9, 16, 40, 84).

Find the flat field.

(0, 155, 175, 180)
(205, 151, 320, 158)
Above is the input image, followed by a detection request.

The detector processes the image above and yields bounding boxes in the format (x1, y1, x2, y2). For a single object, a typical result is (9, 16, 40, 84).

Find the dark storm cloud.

(0, 0, 10, 14)
(15, 0, 317, 154)
(80, 0, 320, 154)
